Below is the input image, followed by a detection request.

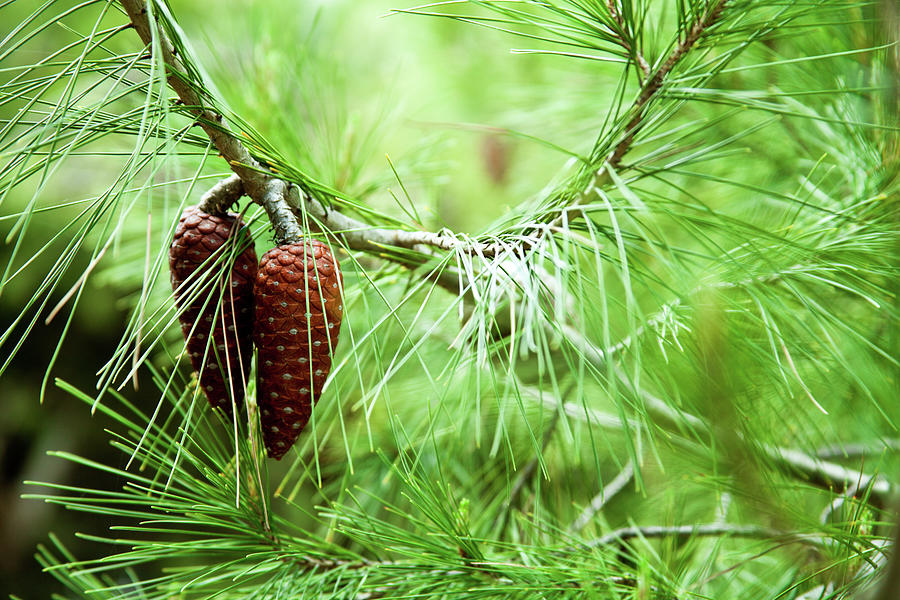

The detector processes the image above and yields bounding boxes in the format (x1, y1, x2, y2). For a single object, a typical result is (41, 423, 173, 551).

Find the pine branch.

(585, 523, 826, 549)
(605, 0, 728, 170)
(196, 174, 479, 293)
(570, 458, 635, 533)
(118, 0, 496, 292)
(496, 1, 733, 254)
(118, 1, 276, 214)
(606, 1, 651, 79)
(288, 554, 376, 572)
(200, 174, 499, 258)
(199, 173, 244, 214)
(816, 440, 900, 461)
(524, 339, 895, 510)
(119, 0, 732, 276)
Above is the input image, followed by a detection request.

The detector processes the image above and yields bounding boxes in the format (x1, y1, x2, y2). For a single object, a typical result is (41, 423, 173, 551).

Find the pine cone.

(254, 240, 343, 459)
(169, 206, 257, 415)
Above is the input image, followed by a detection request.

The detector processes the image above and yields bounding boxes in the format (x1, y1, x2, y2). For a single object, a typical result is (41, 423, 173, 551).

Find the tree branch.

(816, 440, 900, 461)
(118, 0, 494, 291)
(261, 178, 303, 243)
(122, 0, 728, 276)
(282, 185, 499, 258)
(527, 351, 895, 509)
(521, 2, 730, 251)
(121, 0, 731, 313)
(606, 0, 727, 170)
(119, 0, 299, 243)
(197, 173, 495, 258)
(606, 1, 651, 79)
(198, 173, 244, 214)
(585, 522, 826, 549)
(571, 458, 635, 533)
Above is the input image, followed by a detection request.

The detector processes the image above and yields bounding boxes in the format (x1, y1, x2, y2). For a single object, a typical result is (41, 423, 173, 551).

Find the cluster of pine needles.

(0, 0, 898, 598)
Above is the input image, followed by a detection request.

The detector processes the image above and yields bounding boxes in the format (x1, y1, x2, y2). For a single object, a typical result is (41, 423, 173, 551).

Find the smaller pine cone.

(254, 240, 343, 459)
(169, 206, 257, 415)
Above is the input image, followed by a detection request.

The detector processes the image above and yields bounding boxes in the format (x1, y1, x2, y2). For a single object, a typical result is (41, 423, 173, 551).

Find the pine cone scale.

(169, 206, 257, 415)
(254, 240, 343, 459)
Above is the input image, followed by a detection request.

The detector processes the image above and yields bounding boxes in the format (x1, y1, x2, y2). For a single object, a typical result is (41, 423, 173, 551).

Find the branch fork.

(121, 0, 728, 275)
(120, 0, 500, 267)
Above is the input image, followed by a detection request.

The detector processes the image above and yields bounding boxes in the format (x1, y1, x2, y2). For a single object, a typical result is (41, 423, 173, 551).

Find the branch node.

(199, 175, 245, 215)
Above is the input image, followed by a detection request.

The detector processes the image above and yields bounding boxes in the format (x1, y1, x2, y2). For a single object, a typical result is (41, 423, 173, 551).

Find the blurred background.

(0, 1, 596, 594)
(1, 0, 897, 597)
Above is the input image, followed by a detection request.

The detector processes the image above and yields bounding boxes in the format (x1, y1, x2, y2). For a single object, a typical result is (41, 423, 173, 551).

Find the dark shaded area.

(0, 255, 161, 599)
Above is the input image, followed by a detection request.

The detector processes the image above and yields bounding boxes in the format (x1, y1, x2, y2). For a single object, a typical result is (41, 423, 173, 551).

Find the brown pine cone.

(169, 206, 257, 415)
(254, 240, 343, 459)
